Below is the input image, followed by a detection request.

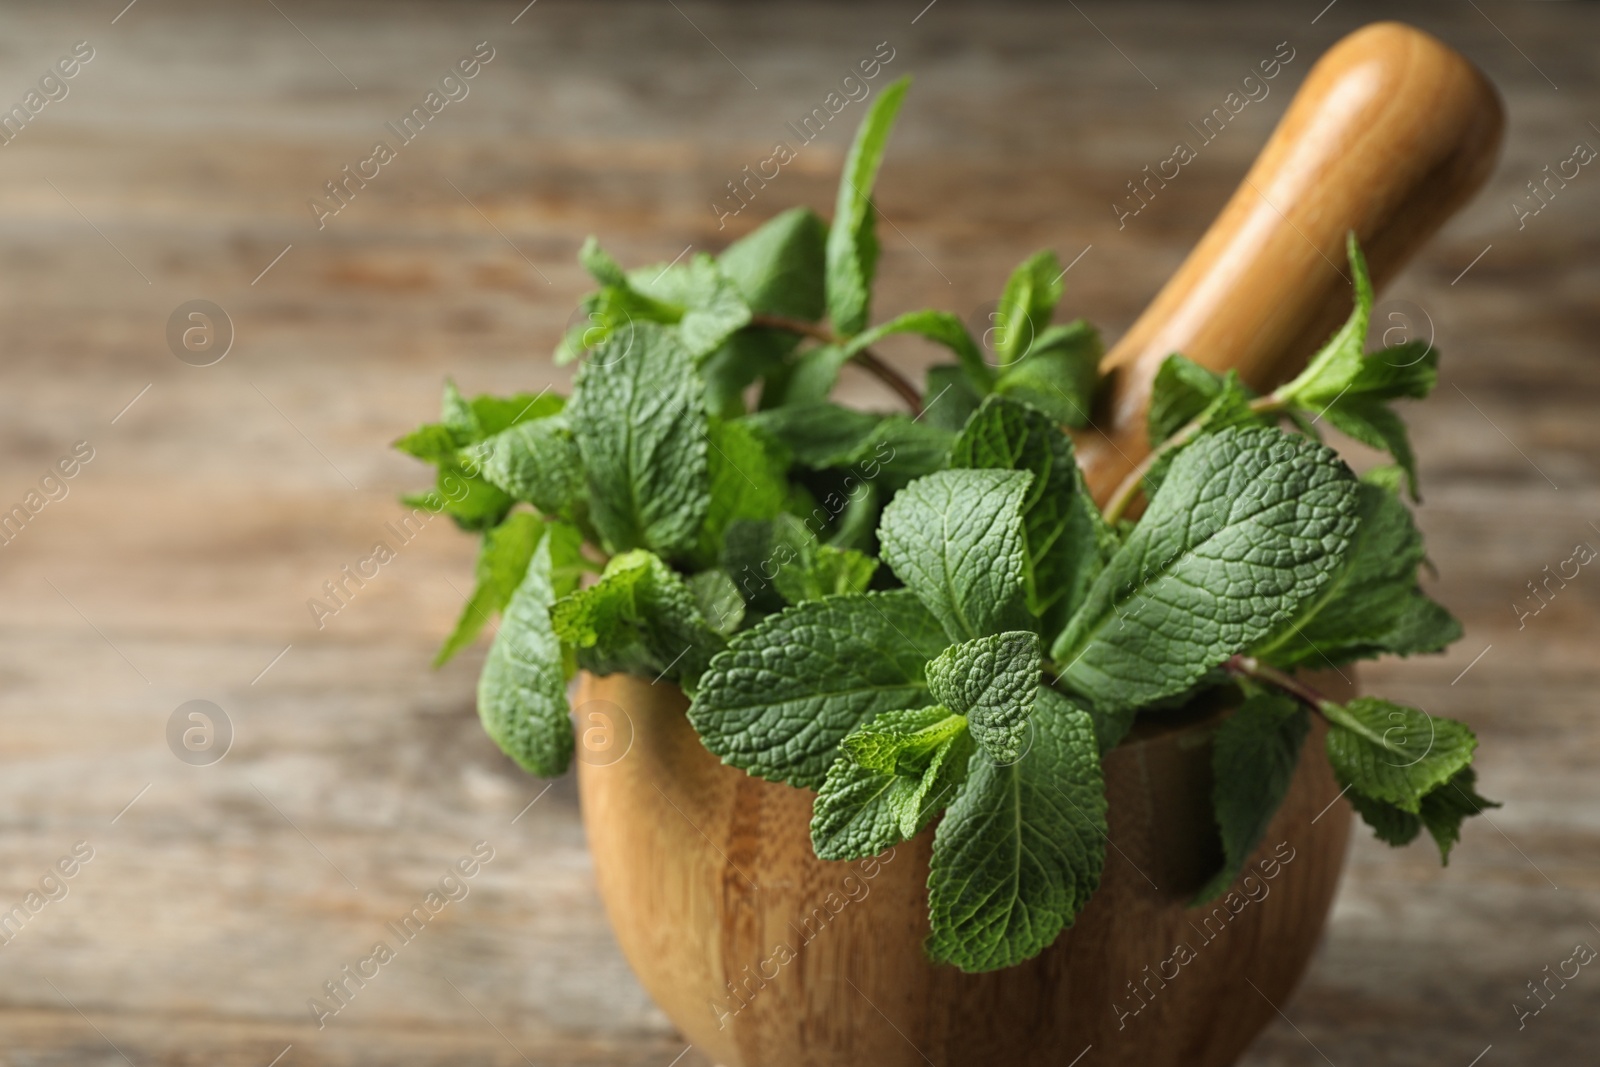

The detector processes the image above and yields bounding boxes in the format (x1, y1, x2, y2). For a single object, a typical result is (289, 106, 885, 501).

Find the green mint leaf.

(879, 468, 1034, 642)
(825, 415, 954, 493)
(477, 532, 574, 777)
(923, 364, 983, 433)
(742, 402, 883, 468)
(688, 568, 746, 636)
(1193, 691, 1310, 904)
(779, 343, 855, 406)
(701, 329, 798, 419)
(569, 322, 709, 558)
(1051, 427, 1360, 748)
(926, 689, 1106, 972)
(991, 250, 1063, 366)
(687, 589, 948, 788)
(992, 320, 1103, 428)
(412, 462, 514, 531)
(1254, 481, 1461, 669)
(579, 236, 629, 288)
(813, 706, 974, 860)
(1324, 697, 1477, 813)
(1348, 789, 1424, 846)
(717, 206, 828, 320)
(441, 379, 476, 434)
(843, 310, 992, 392)
(476, 416, 585, 519)
(550, 549, 726, 687)
(394, 423, 462, 463)
(1347, 764, 1496, 862)
(438, 513, 564, 667)
(925, 631, 1039, 764)
(763, 514, 879, 605)
(1339, 341, 1439, 402)
(840, 705, 967, 775)
(1419, 766, 1498, 863)
(694, 417, 789, 567)
(555, 284, 675, 365)
(1321, 397, 1422, 500)
(825, 75, 909, 336)
(469, 392, 565, 435)
(1277, 232, 1374, 407)
(951, 396, 1113, 634)
(1147, 354, 1234, 447)
(809, 756, 914, 861)
(628, 253, 753, 359)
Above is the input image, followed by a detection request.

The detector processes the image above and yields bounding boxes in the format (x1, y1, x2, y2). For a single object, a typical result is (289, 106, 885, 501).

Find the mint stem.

(1224, 654, 1337, 716)
(750, 313, 923, 415)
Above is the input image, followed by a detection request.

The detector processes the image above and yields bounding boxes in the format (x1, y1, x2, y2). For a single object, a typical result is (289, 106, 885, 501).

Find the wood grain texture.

(577, 672, 1353, 1067)
(1076, 21, 1505, 500)
(0, 1, 1596, 1064)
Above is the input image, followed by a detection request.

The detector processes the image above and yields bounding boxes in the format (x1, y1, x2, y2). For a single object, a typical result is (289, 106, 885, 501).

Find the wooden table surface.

(0, 1, 1595, 1063)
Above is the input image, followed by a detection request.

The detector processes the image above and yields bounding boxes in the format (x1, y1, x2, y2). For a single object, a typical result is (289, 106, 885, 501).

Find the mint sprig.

(398, 80, 1489, 976)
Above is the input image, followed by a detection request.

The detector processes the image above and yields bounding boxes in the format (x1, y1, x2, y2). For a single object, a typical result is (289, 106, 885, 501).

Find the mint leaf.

(688, 568, 745, 636)
(925, 631, 1039, 764)
(1147, 354, 1236, 447)
(470, 392, 566, 435)
(629, 253, 752, 359)
(476, 417, 584, 519)
(568, 322, 709, 558)
(923, 364, 983, 432)
(1321, 398, 1421, 500)
(694, 417, 788, 566)
(1278, 233, 1374, 408)
(1051, 427, 1360, 748)
(951, 396, 1113, 634)
(1324, 697, 1477, 813)
(1254, 480, 1461, 669)
(766, 515, 879, 604)
(840, 705, 967, 774)
(926, 689, 1106, 972)
(742, 402, 882, 468)
(879, 468, 1034, 642)
(477, 533, 574, 777)
(701, 329, 798, 418)
(1194, 691, 1310, 903)
(813, 706, 974, 860)
(442, 379, 475, 433)
(825, 76, 909, 336)
(1419, 766, 1498, 863)
(1346, 764, 1496, 862)
(991, 250, 1062, 366)
(687, 590, 948, 788)
(394, 423, 462, 464)
(809, 756, 914, 861)
(992, 320, 1102, 428)
(550, 549, 725, 687)
(1348, 789, 1423, 846)
(579, 236, 630, 288)
(780, 343, 855, 406)
(718, 206, 827, 320)
(436, 514, 579, 667)
(843, 310, 992, 392)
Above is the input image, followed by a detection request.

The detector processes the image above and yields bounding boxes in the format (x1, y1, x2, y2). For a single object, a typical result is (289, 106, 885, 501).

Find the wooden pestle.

(1076, 21, 1504, 506)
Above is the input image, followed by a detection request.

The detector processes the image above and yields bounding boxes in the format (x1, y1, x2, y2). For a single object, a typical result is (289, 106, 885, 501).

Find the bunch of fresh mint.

(397, 76, 1493, 974)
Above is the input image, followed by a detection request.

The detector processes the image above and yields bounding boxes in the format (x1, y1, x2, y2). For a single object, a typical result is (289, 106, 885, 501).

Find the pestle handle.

(1076, 21, 1504, 504)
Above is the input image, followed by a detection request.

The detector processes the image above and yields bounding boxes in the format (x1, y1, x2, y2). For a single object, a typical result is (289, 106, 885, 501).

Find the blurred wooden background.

(0, 0, 1595, 1063)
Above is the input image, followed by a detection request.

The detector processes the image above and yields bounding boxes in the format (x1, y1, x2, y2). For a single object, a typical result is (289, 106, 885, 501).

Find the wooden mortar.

(577, 22, 1502, 1067)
